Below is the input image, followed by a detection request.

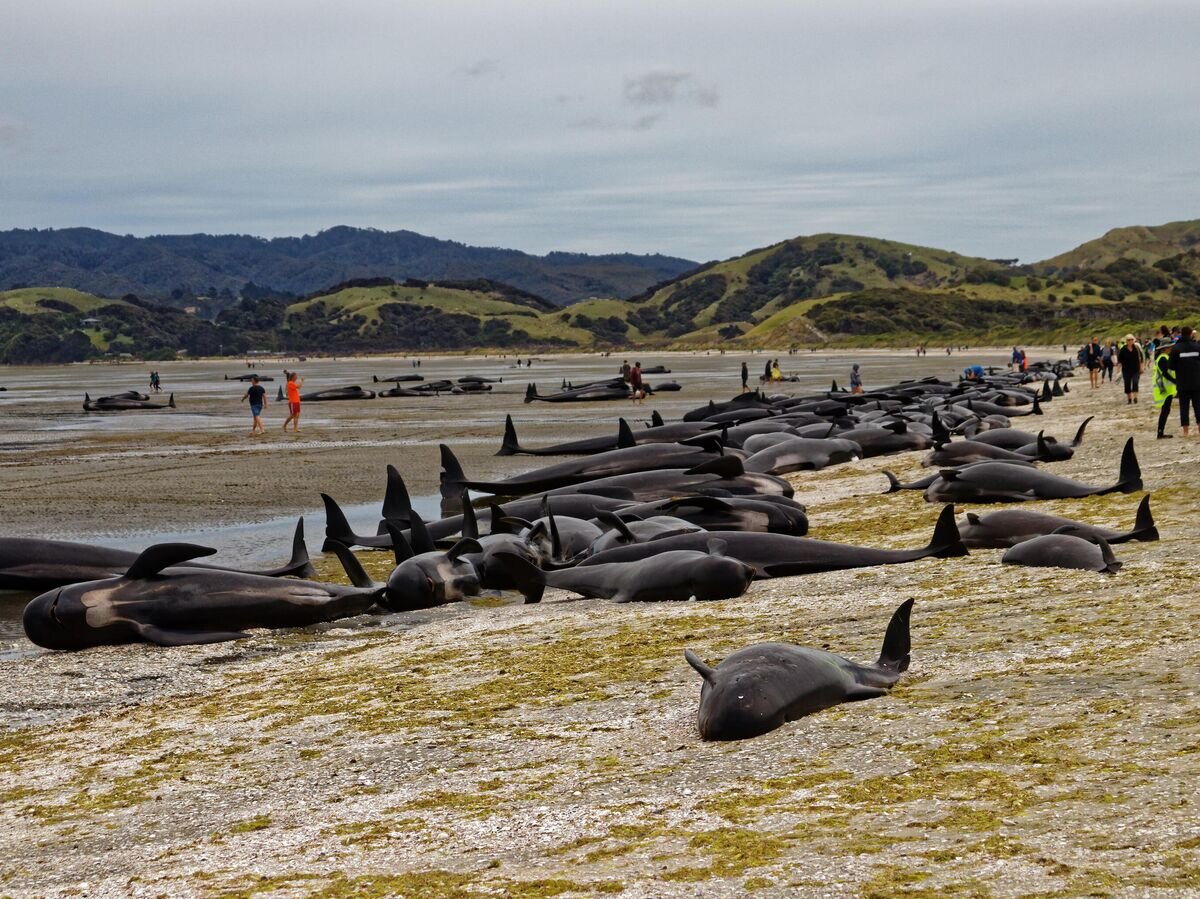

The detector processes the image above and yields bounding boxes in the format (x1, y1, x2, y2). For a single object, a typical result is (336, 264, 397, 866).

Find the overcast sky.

(1, 0, 1197, 263)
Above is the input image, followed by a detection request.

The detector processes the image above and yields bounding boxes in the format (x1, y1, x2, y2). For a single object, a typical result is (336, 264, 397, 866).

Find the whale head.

(23, 582, 135, 650)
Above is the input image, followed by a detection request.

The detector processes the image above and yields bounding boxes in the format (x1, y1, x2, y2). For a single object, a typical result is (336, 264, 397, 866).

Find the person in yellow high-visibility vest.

(1153, 340, 1177, 439)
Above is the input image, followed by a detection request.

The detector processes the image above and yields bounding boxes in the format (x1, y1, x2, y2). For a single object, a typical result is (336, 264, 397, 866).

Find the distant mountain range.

(0, 226, 697, 309)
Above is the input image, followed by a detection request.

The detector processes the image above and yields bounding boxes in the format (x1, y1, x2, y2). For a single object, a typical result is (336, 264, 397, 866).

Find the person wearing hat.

(1116, 334, 1144, 405)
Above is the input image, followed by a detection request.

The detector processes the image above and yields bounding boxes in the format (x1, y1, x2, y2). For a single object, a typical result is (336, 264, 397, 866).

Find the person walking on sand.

(1085, 336, 1102, 388)
(1116, 334, 1144, 405)
(1101, 340, 1116, 383)
(282, 371, 304, 432)
(241, 375, 267, 435)
(629, 361, 644, 404)
(1169, 325, 1200, 437)
(740, 361, 750, 393)
(763, 358, 772, 381)
(620, 360, 631, 383)
(850, 363, 863, 394)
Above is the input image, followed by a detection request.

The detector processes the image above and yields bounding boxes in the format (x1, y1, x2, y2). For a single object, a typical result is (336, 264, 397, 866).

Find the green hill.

(1038, 220, 1200, 271)
(5, 222, 1200, 362)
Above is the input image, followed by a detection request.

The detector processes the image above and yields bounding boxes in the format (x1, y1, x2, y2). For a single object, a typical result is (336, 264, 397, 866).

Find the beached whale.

(0, 518, 315, 591)
(300, 386, 376, 401)
(579, 505, 966, 578)
(524, 382, 629, 403)
(497, 415, 719, 457)
(684, 599, 913, 740)
(225, 374, 275, 382)
(958, 495, 1158, 548)
(439, 441, 727, 501)
(493, 542, 755, 604)
(83, 392, 175, 411)
(1002, 530, 1122, 574)
(22, 542, 382, 650)
(372, 374, 425, 382)
(924, 438, 1142, 503)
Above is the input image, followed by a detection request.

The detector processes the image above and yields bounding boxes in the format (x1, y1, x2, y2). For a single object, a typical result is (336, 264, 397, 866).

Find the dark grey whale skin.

(924, 438, 1141, 504)
(578, 505, 966, 578)
(685, 599, 913, 741)
(0, 518, 315, 592)
(959, 495, 1158, 549)
(1001, 533, 1122, 574)
(22, 543, 382, 651)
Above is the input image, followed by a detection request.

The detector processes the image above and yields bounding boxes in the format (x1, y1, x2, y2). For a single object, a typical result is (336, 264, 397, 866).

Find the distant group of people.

(240, 371, 303, 436)
(148, 371, 162, 393)
(1077, 326, 1198, 438)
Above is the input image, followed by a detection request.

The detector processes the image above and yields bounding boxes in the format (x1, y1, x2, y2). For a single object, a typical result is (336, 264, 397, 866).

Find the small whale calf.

(1002, 529, 1123, 574)
(685, 599, 914, 741)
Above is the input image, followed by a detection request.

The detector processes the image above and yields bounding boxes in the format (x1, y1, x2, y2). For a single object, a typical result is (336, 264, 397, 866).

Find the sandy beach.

(1, 349, 1198, 897)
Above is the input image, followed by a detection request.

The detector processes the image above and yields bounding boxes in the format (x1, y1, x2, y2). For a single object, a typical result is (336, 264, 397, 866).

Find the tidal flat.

(1, 350, 1197, 897)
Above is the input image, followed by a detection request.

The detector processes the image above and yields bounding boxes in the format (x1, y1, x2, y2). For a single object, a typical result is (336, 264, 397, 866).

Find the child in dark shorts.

(242, 376, 267, 436)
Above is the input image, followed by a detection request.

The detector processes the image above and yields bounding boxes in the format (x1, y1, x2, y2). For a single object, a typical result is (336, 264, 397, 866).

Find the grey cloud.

(460, 58, 500, 78)
(623, 70, 719, 108)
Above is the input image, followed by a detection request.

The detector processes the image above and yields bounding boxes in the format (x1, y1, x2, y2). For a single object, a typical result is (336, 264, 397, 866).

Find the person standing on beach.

(1169, 326, 1200, 437)
(1085, 336, 1102, 388)
(620, 360, 631, 383)
(1153, 339, 1177, 439)
(850, 363, 863, 394)
(629, 361, 644, 404)
(740, 361, 750, 393)
(763, 358, 772, 381)
(282, 371, 304, 432)
(1116, 334, 1143, 405)
(242, 375, 267, 435)
(1101, 340, 1116, 382)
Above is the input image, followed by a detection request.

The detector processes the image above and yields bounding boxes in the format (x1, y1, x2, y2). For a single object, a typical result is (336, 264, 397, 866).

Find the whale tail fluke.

(498, 415, 522, 456)
(1031, 393, 1042, 415)
(524, 383, 537, 404)
(1112, 495, 1159, 544)
(1104, 437, 1142, 495)
(372, 375, 379, 382)
(928, 504, 969, 558)
(439, 444, 468, 502)
(1053, 378, 1064, 396)
(320, 493, 362, 551)
(491, 551, 546, 604)
(876, 598, 914, 673)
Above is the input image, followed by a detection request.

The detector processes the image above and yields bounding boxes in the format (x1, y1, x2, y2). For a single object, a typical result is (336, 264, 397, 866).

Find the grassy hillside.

(1039, 219, 1200, 271)
(6, 222, 1200, 362)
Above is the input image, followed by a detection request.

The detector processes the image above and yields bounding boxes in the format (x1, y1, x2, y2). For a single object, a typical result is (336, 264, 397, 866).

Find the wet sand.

(2, 349, 1198, 897)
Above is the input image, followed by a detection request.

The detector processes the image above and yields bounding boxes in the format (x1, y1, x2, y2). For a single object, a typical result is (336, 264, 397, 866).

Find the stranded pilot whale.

(493, 542, 755, 604)
(1002, 529, 1123, 574)
(0, 518, 316, 591)
(685, 599, 914, 741)
(958, 495, 1158, 548)
(22, 542, 383, 650)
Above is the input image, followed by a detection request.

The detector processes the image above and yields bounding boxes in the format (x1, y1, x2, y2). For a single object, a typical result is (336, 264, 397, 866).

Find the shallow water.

(0, 348, 1021, 655)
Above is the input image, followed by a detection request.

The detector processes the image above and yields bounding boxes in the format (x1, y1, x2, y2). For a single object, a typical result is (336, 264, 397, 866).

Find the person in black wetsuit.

(740, 361, 749, 393)
(1169, 325, 1200, 437)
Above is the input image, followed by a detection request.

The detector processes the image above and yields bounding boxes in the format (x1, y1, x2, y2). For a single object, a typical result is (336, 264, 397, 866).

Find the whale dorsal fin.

(651, 411, 664, 427)
(461, 492, 479, 539)
(684, 649, 717, 685)
(126, 543, 217, 579)
(596, 510, 635, 543)
(384, 521, 415, 563)
(617, 419, 636, 449)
